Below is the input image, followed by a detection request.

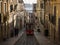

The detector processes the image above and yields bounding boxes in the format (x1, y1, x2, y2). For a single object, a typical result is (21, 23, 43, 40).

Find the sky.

(23, 0, 37, 4)
(24, 4, 33, 13)
(23, 0, 37, 13)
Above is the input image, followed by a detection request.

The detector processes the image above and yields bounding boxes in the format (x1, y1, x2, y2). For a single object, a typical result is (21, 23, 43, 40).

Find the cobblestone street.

(15, 32, 39, 45)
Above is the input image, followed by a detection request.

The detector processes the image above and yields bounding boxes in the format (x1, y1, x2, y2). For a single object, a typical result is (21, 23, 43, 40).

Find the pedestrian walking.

(37, 26, 41, 32)
(15, 27, 19, 36)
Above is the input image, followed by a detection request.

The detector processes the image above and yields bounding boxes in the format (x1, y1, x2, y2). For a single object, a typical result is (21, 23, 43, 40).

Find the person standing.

(15, 27, 19, 36)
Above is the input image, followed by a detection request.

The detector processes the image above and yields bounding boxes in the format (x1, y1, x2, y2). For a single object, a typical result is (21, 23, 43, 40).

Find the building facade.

(36, 0, 60, 44)
(0, 0, 25, 42)
(44, 0, 60, 44)
(36, 0, 44, 35)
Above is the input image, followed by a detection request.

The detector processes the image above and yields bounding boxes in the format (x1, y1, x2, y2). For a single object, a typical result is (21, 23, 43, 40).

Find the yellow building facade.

(0, 0, 9, 41)
(44, 0, 60, 44)
(36, 0, 44, 35)
(36, 0, 60, 44)
(44, 0, 56, 42)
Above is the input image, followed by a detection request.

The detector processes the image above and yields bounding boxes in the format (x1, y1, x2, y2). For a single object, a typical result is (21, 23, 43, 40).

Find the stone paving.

(0, 29, 25, 45)
(15, 32, 40, 45)
(34, 32, 58, 45)
(0, 28, 59, 45)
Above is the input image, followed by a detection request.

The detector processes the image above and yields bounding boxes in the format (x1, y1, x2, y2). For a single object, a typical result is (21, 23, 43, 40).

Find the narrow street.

(0, 0, 60, 45)
(15, 32, 40, 45)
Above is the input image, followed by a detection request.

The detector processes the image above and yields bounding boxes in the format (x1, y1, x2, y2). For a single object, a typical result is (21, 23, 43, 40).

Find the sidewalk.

(0, 29, 24, 45)
(34, 32, 58, 45)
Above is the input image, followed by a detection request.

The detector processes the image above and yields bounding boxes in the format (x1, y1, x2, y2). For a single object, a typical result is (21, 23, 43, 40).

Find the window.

(54, 6, 56, 16)
(0, 13, 1, 23)
(49, 14, 53, 23)
(40, 3, 44, 9)
(4, 3, 6, 13)
(6, 0, 8, 2)
(10, 5, 13, 12)
(33, 4, 36, 12)
(49, 15, 56, 25)
(44, 0, 47, 2)
(49, 6, 56, 25)
(18, 0, 23, 3)
(3, 16, 7, 23)
(0, 2, 2, 13)
(53, 6, 56, 25)
(58, 18, 60, 41)
(0, 2, 2, 24)
(14, 4, 17, 11)
(49, 13, 50, 20)
(0, 0, 2, 1)
(51, 0, 56, 1)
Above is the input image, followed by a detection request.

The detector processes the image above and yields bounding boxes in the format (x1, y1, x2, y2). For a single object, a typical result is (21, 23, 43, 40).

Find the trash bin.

(44, 29, 49, 37)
